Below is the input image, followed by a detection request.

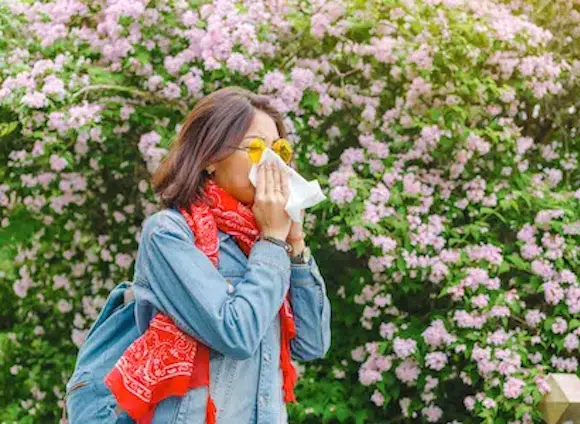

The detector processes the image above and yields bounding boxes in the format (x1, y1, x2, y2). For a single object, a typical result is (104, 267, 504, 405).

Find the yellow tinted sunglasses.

(231, 136, 293, 165)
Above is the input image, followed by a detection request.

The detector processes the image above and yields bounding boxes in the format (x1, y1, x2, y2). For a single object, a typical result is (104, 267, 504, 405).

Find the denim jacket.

(128, 206, 331, 423)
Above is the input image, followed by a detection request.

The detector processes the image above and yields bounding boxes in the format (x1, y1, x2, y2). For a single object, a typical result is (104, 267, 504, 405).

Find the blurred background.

(0, 0, 579, 422)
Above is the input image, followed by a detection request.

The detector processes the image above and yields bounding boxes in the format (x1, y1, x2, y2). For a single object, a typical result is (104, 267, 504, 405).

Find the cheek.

(230, 157, 252, 185)
(216, 156, 255, 196)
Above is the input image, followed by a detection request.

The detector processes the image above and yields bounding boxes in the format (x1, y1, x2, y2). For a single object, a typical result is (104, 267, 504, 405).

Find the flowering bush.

(0, 0, 578, 423)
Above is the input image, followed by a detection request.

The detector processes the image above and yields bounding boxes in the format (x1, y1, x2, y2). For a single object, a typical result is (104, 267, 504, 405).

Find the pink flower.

(371, 390, 384, 407)
(504, 377, 525, 399)
(482, 398, 496, 409)
(566, 286, 580, 314)
(375, 355, 392, 372)
(115, 253, 133, 269)
(351, 346, 366, 362)
(563, 334, 579, 352)
(517, 224, 536, 242)
(395, 359, 420, 385)
(520, 243, 542, 260)
(371, 236, 397, 253)
(369, 184, 391, 204)
(379, 322, 397, 340)
(532, 260, 555, 279)
(341, 148, 365, 165)
(525, 309, 545, 327)
(535, 375, 551, 394)
(329, 186, 356, 205)
(22, 91, 48, 108)
(393, 337, 417, 358)
(50, 154, 67, 172)
(464, 396, 475, 411)
(57, 299, 73, 313)
(422, 405, 443, 423)
(161, 82, 182, 99)
(308, 151, 329, 167)
(516, 136, 534, 154)
(551, 317, 567, 334)
(72, 329, 88, 348)
(465, 244, 503, 265)
(535, 209, 564, 227)
(422, 320, 455, 348)
(467, 133, 490, 155)
(544, 281, 565, 305)
(42, 75, 66, 97)
(358, 367, 382, 386)
(471, 294, 489, 308)
(425, 352, 448, 371)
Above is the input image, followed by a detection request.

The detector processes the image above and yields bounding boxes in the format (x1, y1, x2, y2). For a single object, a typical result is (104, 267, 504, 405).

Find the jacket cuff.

(249, 239, 291, 275)
(290, 256, 323, 286)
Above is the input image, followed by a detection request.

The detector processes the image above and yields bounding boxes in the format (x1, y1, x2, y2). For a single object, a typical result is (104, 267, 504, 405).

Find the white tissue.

(248, 148, 327, 223)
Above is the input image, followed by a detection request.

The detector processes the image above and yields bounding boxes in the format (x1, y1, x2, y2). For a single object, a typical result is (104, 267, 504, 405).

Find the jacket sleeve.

(138, 213, 291, 360)
(288, 254, 331, 361)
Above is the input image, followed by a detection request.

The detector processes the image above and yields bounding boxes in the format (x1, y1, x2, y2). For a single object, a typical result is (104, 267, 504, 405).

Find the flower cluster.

(0, 0, 578, 422)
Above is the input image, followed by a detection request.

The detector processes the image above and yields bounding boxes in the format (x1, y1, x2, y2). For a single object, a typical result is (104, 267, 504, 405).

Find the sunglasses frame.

(230, 135, 293, 165)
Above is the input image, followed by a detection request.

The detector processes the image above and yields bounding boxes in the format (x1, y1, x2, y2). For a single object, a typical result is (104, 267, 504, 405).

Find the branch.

(71, 85, 189, 114)
(71, 85, 153, 100)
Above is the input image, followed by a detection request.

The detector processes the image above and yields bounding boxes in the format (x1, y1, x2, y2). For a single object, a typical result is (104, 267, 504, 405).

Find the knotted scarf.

(105, 179, 297, 423)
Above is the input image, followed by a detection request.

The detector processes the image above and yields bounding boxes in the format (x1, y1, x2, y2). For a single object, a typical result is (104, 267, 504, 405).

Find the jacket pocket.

(65, 370, 119, 424)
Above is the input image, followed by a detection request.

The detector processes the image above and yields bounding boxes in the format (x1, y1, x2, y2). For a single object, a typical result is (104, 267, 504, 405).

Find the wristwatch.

(291, 246, 311, 265)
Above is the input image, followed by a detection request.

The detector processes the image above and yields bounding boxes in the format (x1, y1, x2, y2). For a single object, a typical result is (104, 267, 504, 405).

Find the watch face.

(301, 246, 312, 264)
(292, 246, 311, 264)
(304, 246, 311, 261)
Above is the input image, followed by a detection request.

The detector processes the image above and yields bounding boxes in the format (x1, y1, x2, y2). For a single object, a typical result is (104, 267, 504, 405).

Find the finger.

(279, 166, 290, 199)
(272, 163, 282, 194)
(256, 163, 266, 198)
(265, 164, 275, 198)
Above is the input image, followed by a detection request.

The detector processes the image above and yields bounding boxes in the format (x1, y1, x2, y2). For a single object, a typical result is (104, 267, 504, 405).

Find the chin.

(233, 188, 255, 207)
(241, 195, 255, 207)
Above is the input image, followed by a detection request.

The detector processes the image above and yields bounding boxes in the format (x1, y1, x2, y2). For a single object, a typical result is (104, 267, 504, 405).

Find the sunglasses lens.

(248, 138, 266, 164)
(243, 137, 293, 165)
(272, 138, 293, 164)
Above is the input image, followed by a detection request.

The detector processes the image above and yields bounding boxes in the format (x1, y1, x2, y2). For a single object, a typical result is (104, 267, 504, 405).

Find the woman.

(112, 86, 331, 423)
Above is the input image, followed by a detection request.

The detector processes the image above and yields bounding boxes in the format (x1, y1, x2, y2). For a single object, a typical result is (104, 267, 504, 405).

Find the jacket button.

(227, 282, 234, 294)
(263, 353, 270, 361)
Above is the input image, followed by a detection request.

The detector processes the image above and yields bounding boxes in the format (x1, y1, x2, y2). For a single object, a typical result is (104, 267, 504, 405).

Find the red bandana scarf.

(105, 179, 297, 423)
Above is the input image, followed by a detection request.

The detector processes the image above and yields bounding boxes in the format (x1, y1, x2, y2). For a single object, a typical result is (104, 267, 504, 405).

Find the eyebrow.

(243, 134, 268, 141)
(242, 135, 283, 144)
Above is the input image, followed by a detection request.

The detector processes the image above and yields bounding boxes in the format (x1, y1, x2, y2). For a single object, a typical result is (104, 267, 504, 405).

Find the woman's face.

(210, 110, 280, 205)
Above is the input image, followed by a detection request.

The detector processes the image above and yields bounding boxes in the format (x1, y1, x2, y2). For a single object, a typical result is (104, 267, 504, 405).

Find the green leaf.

(429, 108, 442, 121)
(396, 257, 406, 272)
(335, 404, 350, 422)
(498, 262, 510, 274)
(0, 121, 18, 137)
(87, 67, 125, 85)
(544, 317, 554, 332)
(301, 89, 320, 112)
(507, 254, 529, 271)
(354, 409, 368, 424)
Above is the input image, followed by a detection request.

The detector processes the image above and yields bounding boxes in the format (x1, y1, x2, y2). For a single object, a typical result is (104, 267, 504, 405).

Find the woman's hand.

(287, 210, 306, 256)
(252, 162, 291, 241)
(287, 210, 305, 241)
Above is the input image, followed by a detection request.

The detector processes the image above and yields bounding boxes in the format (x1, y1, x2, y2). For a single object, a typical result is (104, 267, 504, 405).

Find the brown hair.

(151, 86, 287, 209)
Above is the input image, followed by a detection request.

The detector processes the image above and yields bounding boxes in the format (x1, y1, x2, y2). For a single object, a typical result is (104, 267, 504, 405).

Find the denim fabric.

(64, 281, 138, 424)
(65, 206, 331, 424)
